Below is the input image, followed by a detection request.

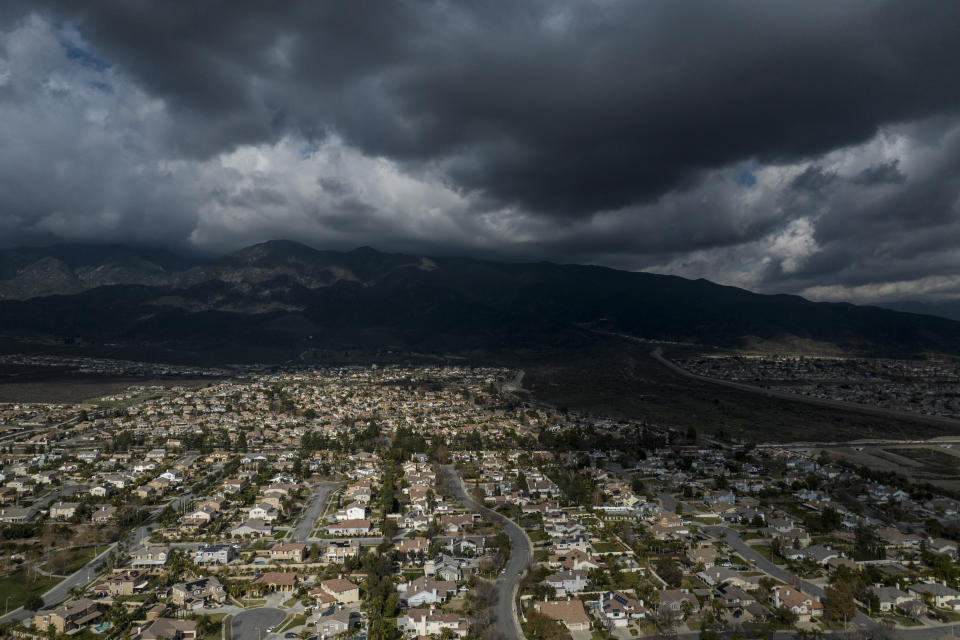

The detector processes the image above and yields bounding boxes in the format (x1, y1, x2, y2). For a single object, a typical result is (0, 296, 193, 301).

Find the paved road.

(704, 526, 872, 627)
(652, 348, 960, 432)
(0, 455, 198, 626)
(658, 492, 678, 513)
(292, 481, 339, 543)
(232, 607, 286, 640)
(442, 465, 531, 640)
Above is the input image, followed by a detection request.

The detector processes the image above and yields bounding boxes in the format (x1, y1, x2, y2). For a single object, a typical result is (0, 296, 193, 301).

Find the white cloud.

(803, 275, 960, 304)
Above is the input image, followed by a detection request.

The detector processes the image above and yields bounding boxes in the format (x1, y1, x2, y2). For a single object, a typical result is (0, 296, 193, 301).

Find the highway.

(442, 465, 531, 640)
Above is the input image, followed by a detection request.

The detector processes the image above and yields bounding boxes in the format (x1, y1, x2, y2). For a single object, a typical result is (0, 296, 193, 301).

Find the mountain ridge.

(0, 240, 958, 357)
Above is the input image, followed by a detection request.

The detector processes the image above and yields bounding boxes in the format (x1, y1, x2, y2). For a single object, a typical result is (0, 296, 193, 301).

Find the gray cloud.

(0, 2, 959, 306)
(853, 159, 907, 185)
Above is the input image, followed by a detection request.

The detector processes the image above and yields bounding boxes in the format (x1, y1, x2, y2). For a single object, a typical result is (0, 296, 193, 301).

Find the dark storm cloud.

(13, 0, 960, 216)
(791, 166, 837, 193)
(2, 1, 960, 305)
(853, 159, 906, 185)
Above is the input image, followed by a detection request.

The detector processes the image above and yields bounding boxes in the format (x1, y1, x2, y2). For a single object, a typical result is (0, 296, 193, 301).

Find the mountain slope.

(881, 300, 960, 323)
(0, 240, 959, 356)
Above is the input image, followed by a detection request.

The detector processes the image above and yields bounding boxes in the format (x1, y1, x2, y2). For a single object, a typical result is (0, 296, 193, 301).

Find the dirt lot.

(0, 376, 215, 403)
(817, 443, 960, 492)
(488, 336, 960, 443)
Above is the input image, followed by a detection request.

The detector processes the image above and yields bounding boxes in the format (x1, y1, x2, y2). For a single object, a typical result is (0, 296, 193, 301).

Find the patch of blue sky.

(61, 40, 111, 72)
(735, 167, 757, 188)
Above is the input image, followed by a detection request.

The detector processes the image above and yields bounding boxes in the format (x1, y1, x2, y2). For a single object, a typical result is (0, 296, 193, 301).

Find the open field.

(0, 570, 61, 611)
(0, 375, 215, 403)
(488, 335, 960, 443)
(888, 446, 960, 475)
(807, 443, 960, 493)
(42, 546, 101, 576)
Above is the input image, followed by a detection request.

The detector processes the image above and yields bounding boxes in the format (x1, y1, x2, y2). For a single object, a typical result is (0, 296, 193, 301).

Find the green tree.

(24, 594, 45, 611)
(655, 558, 683, 587)
(824, 581, 857, 623)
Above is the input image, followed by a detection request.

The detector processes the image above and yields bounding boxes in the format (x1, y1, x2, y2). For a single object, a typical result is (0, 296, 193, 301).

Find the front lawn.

(241, 599, 267, 608)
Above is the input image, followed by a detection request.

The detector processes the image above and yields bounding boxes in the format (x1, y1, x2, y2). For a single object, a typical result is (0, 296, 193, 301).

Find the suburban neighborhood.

(1, 359, 960, 640)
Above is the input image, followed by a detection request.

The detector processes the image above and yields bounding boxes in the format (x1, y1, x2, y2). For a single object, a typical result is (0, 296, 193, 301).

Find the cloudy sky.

(1, 1, 959, 305)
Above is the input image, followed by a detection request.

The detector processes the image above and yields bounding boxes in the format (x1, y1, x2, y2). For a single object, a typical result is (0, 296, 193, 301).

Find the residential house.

(600, 590, 646, 627)
(131, 545, 170, 567)
(335, 503, 367, 521)
(194, 545, 236, 566)
(248, 503, 279, 522)
(99, 570, 149, 597)
(772, 587, 823, 622)
(907, 583, 960, 610)
(325, 540, 361, 563)
(658, 589, 700, 616)
(91, 506, 117, 523)
(397, 608, 468, 638)
(270, 543, 307, 563)
(320, 578, 361, 605)
(253, 572, 299, 592)
(231, 518, 273, 537)
(136, 618, 197, 640)
(326, 519, 372, 535)
(534, 599, 591, 632)
(49, 501, 79, 519)
(32, 599, 100, 634)
(313, 608, 352, 639)
(397, 537, 430, 555)
(544, 570, 589, 597)
(874, 586, 913, 612)
(171, 577, 226, 608)
(399, 577, 457, 607)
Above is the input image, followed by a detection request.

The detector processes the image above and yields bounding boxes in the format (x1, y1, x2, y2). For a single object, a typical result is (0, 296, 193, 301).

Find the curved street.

(700, 527, 960, 638)
(705, 525, 872, 628)
(442, 465, 531, 640)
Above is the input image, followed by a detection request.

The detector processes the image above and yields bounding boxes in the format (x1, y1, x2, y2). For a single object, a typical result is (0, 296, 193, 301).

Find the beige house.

(534, 599, 591, 632)
(270, 542, 307, 562)
(137, 618, 198, 640)
(49, 501, 79, 519)
(33, 599, 100, 634)
(253, 572, 299, 592)
(772, 587, 823, 622)
(320, 578, 361, 605)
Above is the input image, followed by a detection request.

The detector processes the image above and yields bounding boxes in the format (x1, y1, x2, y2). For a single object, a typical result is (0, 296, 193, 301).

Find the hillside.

(0, 240, 958, 358)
